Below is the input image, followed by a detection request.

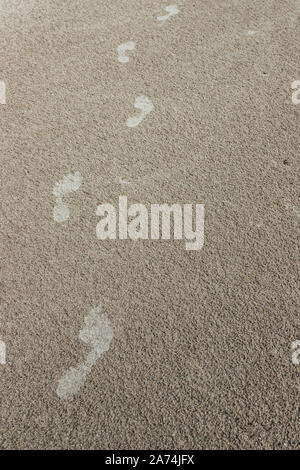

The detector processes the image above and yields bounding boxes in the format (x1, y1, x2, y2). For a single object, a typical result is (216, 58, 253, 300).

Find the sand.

(0, 0, 299, 450)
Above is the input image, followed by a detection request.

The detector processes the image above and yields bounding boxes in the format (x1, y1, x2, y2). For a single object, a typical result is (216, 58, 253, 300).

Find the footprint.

(126, 95, 154, 128)
(157, 5, 179, 22)
(0, 81, 6, 104)
(52, 171, 82, 223)
(291, 340, 300, 365)
(117, 41, 135, 63)
(291, 80, 300, 105)
(0, 340, 6, 365)
(57, 305, 114, 399)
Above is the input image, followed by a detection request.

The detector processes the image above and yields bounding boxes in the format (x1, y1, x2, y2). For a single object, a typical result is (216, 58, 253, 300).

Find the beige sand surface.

(0, 0, 299, 449)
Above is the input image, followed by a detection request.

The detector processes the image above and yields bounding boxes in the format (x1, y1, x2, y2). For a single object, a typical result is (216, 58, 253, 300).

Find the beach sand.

(0, 0, 299, 449)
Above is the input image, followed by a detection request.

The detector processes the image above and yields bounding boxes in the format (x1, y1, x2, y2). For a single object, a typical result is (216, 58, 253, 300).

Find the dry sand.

(0, 0, 299, 449)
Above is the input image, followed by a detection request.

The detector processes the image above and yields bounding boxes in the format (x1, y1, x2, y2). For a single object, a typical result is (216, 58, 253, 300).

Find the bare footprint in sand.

(56, 305, 114, 399)
(53, 171, 82, 222)
(0, 81, 6, 104)
(126, 96, 154, 128)
(117, 41, 135, 63)
(291, 340, 300, 365)
(0, 340, 6, 365)
(157, 5, 179, 22)
(291, 80, 300, 105)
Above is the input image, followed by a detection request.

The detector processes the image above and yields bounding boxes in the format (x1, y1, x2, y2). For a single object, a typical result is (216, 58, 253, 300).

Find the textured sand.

(0, 0, 299, 449)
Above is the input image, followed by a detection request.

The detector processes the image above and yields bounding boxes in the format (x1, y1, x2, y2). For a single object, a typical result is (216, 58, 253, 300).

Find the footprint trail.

(117, 41, 136, 63)
(56, 305, 114, 399)
(53, 171, 82, 223)
(126, 95, 154, 128)
(157, 5, 179, 22)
